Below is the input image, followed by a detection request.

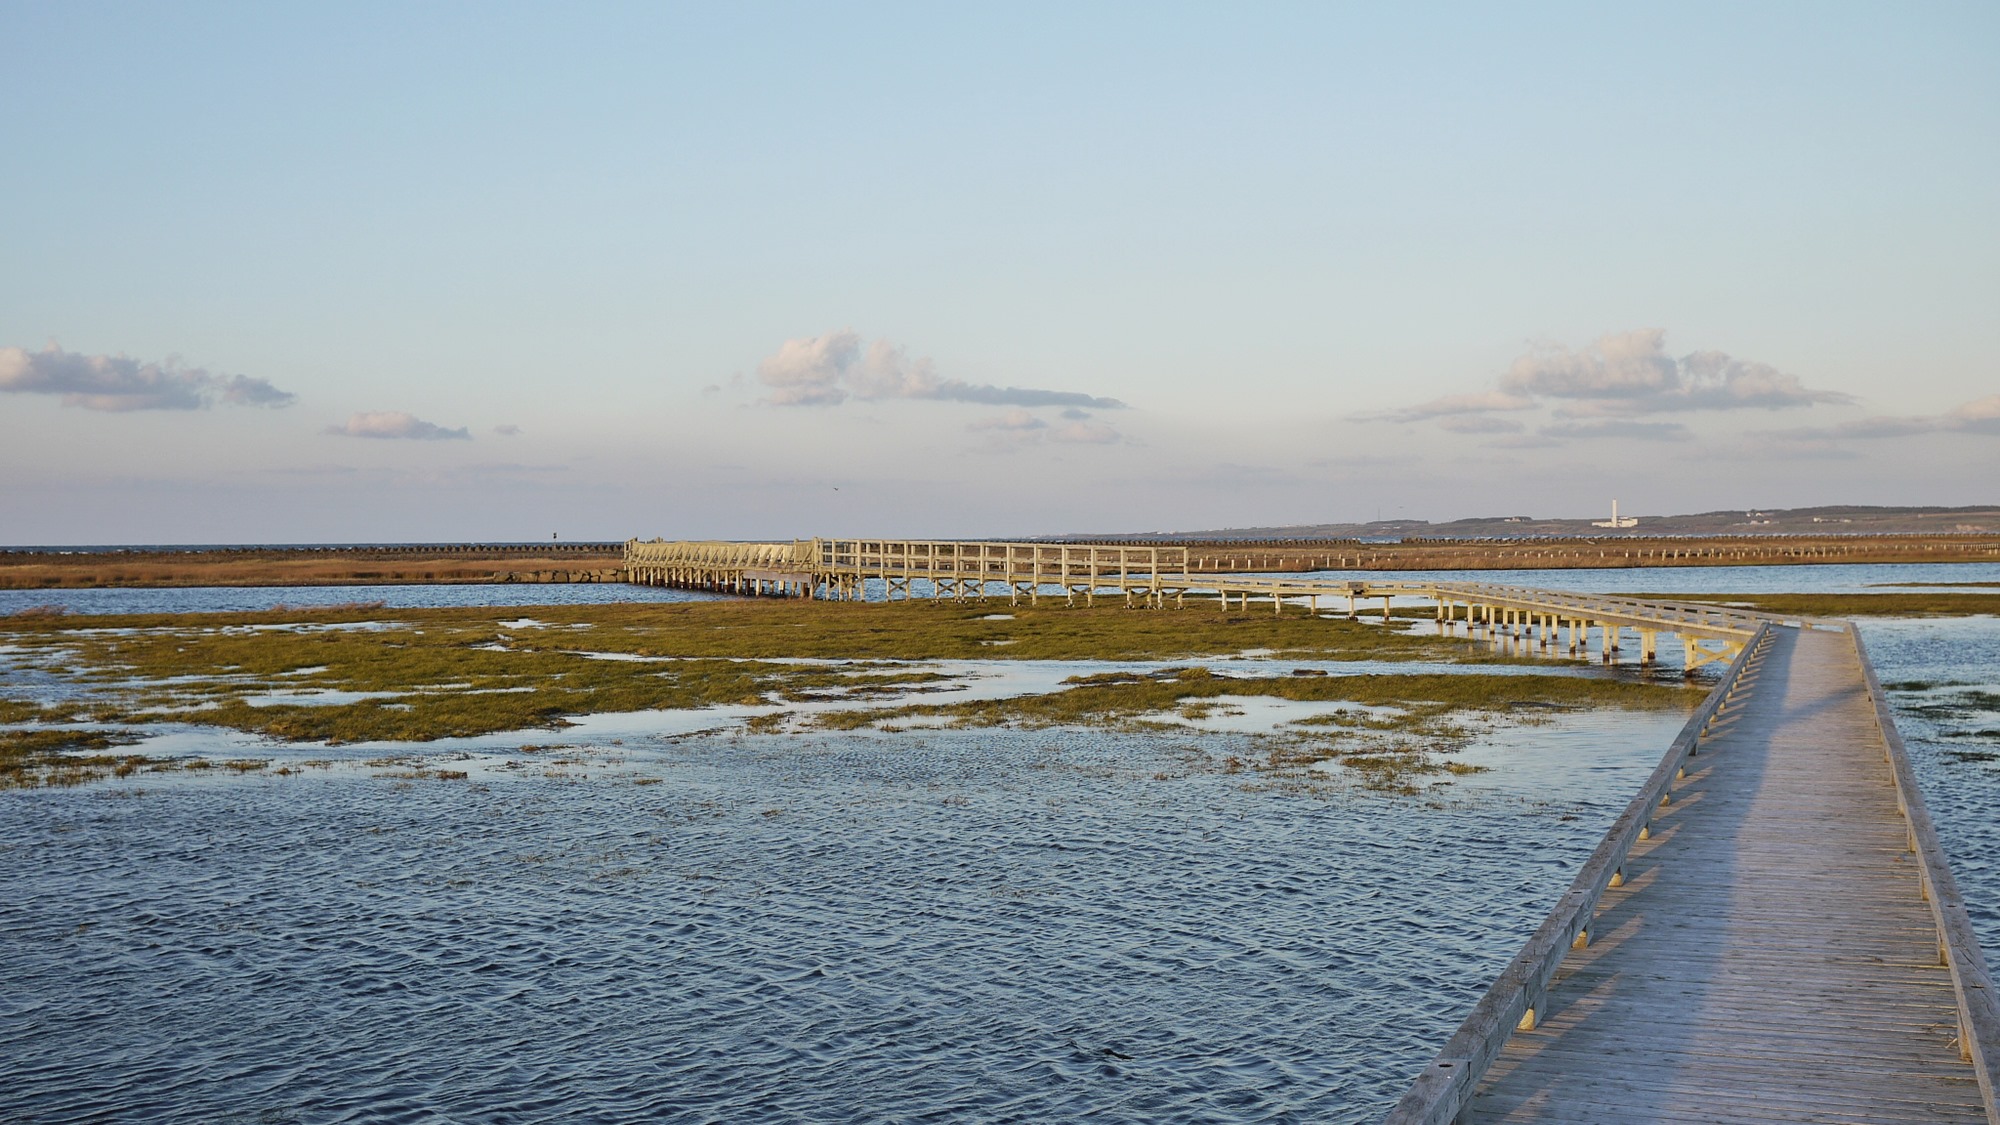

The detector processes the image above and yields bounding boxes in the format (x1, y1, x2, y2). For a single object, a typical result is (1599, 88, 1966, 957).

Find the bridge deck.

(1466, 625, 1982, 1122)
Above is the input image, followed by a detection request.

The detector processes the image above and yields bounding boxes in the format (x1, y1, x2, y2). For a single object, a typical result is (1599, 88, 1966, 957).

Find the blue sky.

(3, 2, 1995, 542)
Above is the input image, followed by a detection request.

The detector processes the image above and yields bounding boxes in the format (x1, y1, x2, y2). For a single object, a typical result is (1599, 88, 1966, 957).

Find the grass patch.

(0, 600, 1497, 744)
(1898, 689, 2000, 723)
(0, 599, 1699, 793)
(814, 668, 1690, 731)
(1869, 582, 2000, 589)
(0, 728, 150, 789)
(808, 666, 1696, 793)
(0, 699, 48, 723)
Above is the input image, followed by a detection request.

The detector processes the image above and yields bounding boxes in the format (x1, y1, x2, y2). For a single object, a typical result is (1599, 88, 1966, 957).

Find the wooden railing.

(1382, 623, 1773, 1124)
(624, 539, 812, 571)
(810, 539, 1186, 584)
(1855, 629, 2000, 1121)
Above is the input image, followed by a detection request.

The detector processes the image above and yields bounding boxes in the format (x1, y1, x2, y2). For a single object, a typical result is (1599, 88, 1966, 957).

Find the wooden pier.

(1385, 622, 2000, 1123)
(625, 539, 1785, 671)
(625, 538, 1193, 605)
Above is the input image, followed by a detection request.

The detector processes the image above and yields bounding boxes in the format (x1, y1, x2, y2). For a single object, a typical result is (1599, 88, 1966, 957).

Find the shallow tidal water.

(3, 717, 1680, 1124)
(1859, 618, 2000, 951)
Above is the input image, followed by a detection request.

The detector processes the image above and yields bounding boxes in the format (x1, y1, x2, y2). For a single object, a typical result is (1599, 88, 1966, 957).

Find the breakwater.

(0, 543, 626, 589)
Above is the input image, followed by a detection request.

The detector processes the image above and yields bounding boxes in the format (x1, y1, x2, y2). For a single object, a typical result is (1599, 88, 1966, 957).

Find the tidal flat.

(9, 597, 1993, 1121)
(0, 599, 1696, 792)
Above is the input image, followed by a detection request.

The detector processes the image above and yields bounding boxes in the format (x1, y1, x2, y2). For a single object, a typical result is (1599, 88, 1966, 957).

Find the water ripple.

(4, 715, 1701, 1123)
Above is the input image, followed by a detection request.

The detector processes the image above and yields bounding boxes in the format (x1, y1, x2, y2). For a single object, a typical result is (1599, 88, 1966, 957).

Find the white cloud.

(493, 424, 523, 436)
(1379, 329, 1849, 442)
(848, 338, 941, 399)
(1501, 329, 1848, 414)
(756, 329, 1125, 409)
(1502, 329, 1680, 400)
(1946, 394, 2000, 434)
(324, 411, 472, 440)
(0, 343, 296, 412)
(757, 329, 859, 406)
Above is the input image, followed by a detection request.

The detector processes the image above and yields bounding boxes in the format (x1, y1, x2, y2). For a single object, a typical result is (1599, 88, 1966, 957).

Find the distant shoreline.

(2, 533, 1997, 590)
(0, 544, 625, 589)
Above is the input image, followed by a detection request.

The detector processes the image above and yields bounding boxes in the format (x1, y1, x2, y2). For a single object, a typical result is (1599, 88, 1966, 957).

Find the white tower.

(1591, 500, 1638, 529)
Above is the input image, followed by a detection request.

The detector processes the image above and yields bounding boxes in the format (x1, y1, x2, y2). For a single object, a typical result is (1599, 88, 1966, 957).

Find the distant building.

(1591, 500, 1638, 529)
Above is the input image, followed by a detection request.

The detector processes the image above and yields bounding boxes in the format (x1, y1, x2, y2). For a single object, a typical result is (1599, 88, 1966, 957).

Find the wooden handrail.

(1853, 627, 2000, 1122)
(1382, 623, 1771, 1124)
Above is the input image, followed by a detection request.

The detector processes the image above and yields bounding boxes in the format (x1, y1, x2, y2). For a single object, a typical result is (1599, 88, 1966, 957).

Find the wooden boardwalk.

(1462, 625, 1984, 1122)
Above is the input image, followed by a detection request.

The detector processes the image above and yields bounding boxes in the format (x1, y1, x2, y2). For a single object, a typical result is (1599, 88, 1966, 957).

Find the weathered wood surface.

(1464, 625, 1984, 1122)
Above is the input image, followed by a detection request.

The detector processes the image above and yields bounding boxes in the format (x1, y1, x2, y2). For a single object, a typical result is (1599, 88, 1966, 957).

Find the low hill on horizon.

(1069, 504, 2000, 541)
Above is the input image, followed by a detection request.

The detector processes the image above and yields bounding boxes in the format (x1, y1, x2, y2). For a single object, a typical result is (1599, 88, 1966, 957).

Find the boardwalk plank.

(1465, 626, 1983, 1123)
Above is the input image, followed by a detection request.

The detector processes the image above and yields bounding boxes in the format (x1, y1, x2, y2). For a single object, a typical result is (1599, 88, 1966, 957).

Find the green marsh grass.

(807, 666, 1698, 793)
(0, 600, 1499, 744)
(0, 729, 149, 789)
(0, 598, 1697, 790)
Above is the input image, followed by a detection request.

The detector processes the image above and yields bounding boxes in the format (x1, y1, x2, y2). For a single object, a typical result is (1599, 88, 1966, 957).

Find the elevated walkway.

(1388, 624, 2000, 1123)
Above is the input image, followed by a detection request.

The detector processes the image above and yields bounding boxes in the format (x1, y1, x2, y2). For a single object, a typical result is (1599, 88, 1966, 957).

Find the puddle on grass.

(1134, 695, 1401, 734)
(213, 620, 410, 636)
(242, 689, 404, 708)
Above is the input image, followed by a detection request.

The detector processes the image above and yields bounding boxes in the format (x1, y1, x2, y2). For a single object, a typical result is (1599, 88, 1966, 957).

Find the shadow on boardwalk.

(1465, 628, 1982, 1123)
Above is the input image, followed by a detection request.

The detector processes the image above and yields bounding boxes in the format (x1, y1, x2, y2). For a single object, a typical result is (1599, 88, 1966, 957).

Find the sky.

(2, 1, 1996, 544)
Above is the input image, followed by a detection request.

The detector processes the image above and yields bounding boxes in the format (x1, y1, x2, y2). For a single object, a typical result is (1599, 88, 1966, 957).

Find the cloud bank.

(324, 411, 472, 440)
(757, 330, 1125, 409)
(0, 343, 296, 412)
(1765, 393, 2000, 443)
(1381, 330, 1850, 443)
